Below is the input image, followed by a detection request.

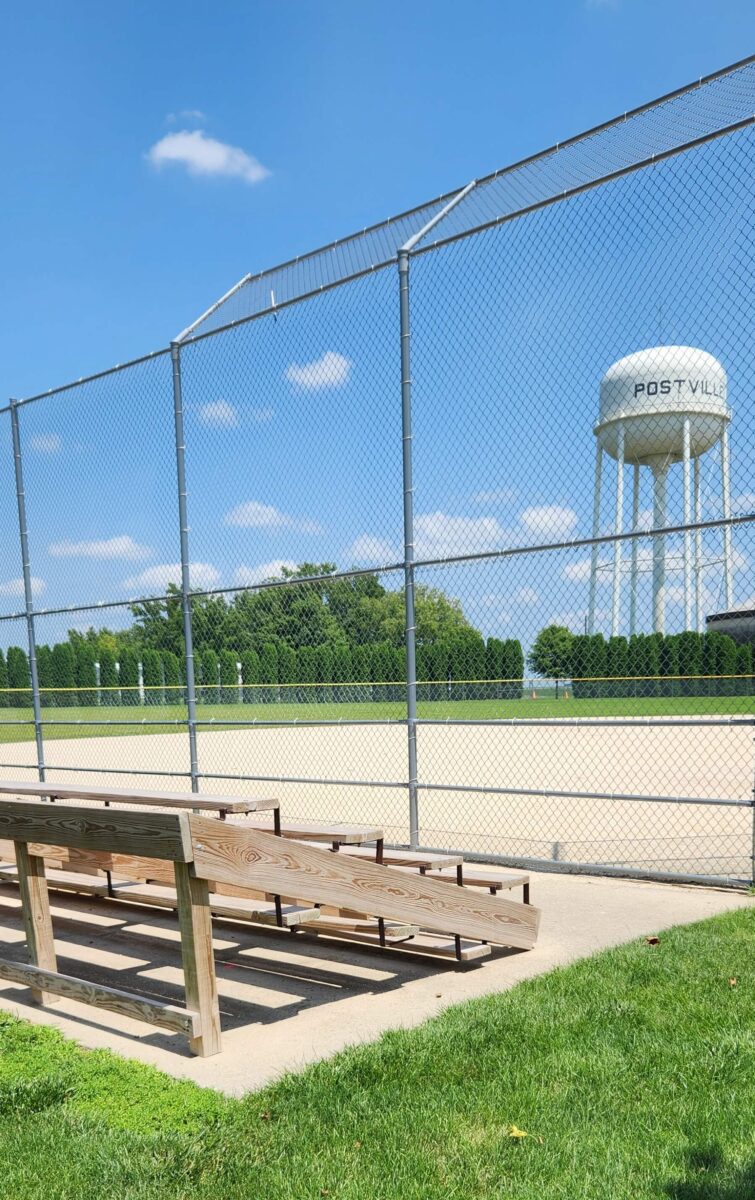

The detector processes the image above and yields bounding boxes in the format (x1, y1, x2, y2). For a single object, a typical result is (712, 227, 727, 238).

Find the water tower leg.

(682, 419, 693, 631)
(720, 426, 733, 610)
(652, 465, 667, 635)
(611, 427, 625, 638)
(694, 457, 703, 633)
(629, 464, 640, 637)
(587, 443, 603, 635)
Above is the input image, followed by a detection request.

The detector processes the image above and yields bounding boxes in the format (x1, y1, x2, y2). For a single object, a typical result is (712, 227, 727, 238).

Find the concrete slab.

(0, 869, 750, 1095)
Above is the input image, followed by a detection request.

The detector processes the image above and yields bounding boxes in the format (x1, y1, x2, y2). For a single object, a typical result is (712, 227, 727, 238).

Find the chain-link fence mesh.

(1, 59, 753, 884)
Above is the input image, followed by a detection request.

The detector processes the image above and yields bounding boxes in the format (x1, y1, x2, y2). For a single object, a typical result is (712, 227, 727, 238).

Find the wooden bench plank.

(337, 846, 464, 870)
(0, 799, 192, 863)
(0, 780, 278, 815)
(189, 817, 540, 949)
(0, 958, 199, 1036)
(235, 818, 383, 846)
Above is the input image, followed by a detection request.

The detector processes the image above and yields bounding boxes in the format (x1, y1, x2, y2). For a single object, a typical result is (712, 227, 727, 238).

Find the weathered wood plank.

(236, 819, 383, 845)
(0, 780, 278, 814)
(189, 817, 540, 949)
(174, 862, 222, 1057)
(334, 845, 464, 870)
(0, 800, 192, 862)
(14, 842, 58, 1004)
(0, 958, 199, 1035)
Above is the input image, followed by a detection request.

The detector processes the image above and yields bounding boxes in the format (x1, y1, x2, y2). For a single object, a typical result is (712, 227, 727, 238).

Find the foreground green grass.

(0, 692, 751, 742)
(0, 908, 752, 1199)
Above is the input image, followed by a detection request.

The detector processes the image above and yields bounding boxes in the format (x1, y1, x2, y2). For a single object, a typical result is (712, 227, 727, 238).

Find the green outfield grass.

(0, 693, 751, 742)
(0, 909, 752, 1199)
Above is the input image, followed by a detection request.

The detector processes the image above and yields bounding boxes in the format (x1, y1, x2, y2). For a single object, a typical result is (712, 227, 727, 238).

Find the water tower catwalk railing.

(588, 347, 733, 637)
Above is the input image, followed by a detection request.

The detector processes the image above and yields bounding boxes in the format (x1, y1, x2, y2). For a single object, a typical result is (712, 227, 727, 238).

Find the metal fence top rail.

(179, 54, 754, 337)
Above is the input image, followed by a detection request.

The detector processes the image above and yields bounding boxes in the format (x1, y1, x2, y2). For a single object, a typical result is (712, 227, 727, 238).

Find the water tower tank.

(595, 346, 729, 464)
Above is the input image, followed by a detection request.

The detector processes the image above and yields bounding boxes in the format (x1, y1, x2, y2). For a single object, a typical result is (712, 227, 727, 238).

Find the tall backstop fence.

(1, 58, 753, 885)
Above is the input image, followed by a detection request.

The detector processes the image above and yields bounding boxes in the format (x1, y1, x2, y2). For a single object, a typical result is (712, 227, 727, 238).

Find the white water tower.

(587, 346, 732, 636)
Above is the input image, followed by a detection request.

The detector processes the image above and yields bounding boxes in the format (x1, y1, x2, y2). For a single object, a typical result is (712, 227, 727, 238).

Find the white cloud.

(250, 406, 274, 423)
(49, 535, 152, 561)
(30, 434, 61, 454)
(731, 492, 755, 514)
(519, 506, 578, 538)
(122, 562, 220, 592)
(414, 511, 509, 560)
(347, 535, 397, 565)
(223, 500, 323, 535)
(199, 399, 238, 427)
(516, 587, 540, 605)
(0, 576, 44, 597)
(472, 488, 517, 504)
(284, 350, 352, 391)
(166, 109, 207, 124)
(147, 130, 270, 185)
(234, 560, 297, 587)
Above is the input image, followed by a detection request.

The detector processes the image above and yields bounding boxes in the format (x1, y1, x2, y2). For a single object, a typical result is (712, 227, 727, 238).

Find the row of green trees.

(566, 630, 751, 698)
(0, 635, 526, 707)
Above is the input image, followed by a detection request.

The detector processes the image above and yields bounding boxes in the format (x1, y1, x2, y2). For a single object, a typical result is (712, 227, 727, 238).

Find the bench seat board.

(189, 816, 540, 949)
(0, 780, 277, 814)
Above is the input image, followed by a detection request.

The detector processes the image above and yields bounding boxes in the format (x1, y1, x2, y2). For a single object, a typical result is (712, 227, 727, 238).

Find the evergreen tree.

(75, 642, 98, 706)
(606, 636, 629, 700)
(118, 648, 139, 707)
(735, 643, 753, 697)
(645, 634, 661, 698)
(428, 642, 449, 701)
(160, 651, 181, 703)
(7, 647, 30, 708)
(503, 640, 524, 700)
(351, 645, 371, 702)
(36, 644, 53, 709)
(52, 642, 77, 708)
(239, 649, 260, 704)
(660, 634, 681, 698)
(98, 648, 118, 707)
(142, 648, 162, 706)
(0, 649, 8, 709)
(259, 643, 278, 703)
(677, 631, 703, 696)
(201, 648, 219, 705)
(332, 643, 354, 704)
(277, 643, 297, 703)
(313, 643, 334, 703)
(297, 645, 317, 703)
(718, 634, 737, 698)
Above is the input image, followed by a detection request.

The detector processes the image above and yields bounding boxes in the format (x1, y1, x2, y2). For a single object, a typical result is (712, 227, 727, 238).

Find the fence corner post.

(169, 343, 200, 796)
(9, 399, 45, 783)
(398, 250, 419, 849)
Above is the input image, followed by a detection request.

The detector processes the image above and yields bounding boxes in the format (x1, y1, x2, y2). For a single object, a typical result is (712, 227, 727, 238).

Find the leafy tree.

(528, 625, 574, 697)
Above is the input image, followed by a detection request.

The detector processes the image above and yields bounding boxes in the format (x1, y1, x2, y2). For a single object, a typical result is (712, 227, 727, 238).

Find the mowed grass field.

(0, 909, 752, 1199)
(0, 693, 751, 742)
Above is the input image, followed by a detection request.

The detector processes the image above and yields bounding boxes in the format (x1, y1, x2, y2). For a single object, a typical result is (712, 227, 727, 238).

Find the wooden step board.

(315, 844, 464, 870)
(189, 816, 540, 950)
(298, 916, 418, 945)
(235, 819, 384, 847)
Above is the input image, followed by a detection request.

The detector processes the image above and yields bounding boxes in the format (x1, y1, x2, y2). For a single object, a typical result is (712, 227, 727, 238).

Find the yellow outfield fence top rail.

(0, 672, 752, 696)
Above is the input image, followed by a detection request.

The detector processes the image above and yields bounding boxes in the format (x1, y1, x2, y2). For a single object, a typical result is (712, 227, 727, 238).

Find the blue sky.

(0, 2, 753, 652)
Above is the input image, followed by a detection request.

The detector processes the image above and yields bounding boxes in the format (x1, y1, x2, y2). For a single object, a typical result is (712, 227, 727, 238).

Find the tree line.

(529, 624, 753, 698)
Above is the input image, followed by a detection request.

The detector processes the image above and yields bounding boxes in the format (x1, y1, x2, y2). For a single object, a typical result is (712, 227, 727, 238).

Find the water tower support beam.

(652, 465, 667, 635)
(629, 464, 640, 637)
(682, 419, 693, 631)
(721, 426, 733, 610)
(587, 443, 603, 635)
(611, 426, 625, 637)
(694, 458, 703, 632)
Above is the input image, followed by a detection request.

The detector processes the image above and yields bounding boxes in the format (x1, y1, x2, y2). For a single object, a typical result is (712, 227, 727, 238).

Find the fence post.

(170, 343, 200, 795)
(398, 250, 419, 849)
(9, 401, 45, 782)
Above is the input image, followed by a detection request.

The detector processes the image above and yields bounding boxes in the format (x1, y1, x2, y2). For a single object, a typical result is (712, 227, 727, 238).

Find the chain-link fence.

(2, 58, 753, 885)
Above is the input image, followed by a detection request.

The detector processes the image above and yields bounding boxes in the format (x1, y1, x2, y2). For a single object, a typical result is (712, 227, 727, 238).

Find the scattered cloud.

(414, 511, 509, 560)
(0, 576, 44, 597)
(472, 488, 517, 505)
(147, 130, 270, 185)
(199, 399, 238, 428)
(166, 109, 207, 124)
(29, 434, 61, 454)
(731, 492, 755, 514)
(284, 350, 352, 391)
(49, 535, 152, 561)
(223, 499, 323, 535)
(234, 560, 297, 587)
(516, 587, 540, 605)
(122, 562, 220, 592)
(250, 406, 274, 423)
(347, 535, 397, 565)
(519, 505, 578, 538)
